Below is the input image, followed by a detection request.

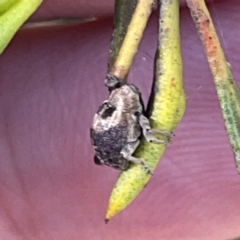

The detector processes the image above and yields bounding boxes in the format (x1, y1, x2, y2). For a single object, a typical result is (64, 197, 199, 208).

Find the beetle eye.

(94, 155, 102, 165)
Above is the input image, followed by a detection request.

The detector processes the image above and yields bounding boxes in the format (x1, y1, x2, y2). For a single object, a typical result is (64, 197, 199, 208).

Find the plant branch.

(108, 0, 138, 71)
(106, 0, 186, 221)
(186, 0, 240, 173)
(0, 0, 43, 54)
(108, 0, 154, 80)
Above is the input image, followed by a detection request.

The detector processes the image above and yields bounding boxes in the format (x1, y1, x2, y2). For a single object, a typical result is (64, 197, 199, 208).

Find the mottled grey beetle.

(90, 74, 171, 174)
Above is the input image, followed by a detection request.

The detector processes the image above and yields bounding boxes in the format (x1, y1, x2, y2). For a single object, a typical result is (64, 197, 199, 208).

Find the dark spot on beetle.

(97, 103, 106, 114)
(101, 106, 116, 119)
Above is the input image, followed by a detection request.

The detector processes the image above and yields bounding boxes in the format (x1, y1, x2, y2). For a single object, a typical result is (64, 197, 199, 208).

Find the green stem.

(186, 0, 240, 173)
(0, 0, 43, 54)
(108, 0, 138, 71)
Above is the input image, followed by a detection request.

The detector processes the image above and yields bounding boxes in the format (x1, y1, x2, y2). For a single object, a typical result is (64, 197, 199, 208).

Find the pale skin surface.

(0, 0, 240, 239)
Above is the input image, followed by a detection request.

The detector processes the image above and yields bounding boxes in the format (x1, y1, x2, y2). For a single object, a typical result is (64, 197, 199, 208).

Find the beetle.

(90, 74, 171, 174)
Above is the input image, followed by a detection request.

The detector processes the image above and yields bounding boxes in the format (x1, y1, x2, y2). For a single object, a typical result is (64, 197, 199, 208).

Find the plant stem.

(0, 0, 42, 54)
(106, 0, 186, 221)
(186, 0, 240, 173)
(109, 0, 154, 80)
(108, 0, 138, 72)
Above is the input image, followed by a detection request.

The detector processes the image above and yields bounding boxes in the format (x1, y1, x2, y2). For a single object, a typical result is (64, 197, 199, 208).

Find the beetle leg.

(138, 114, 173, 144)
(121, 140, 153, 175)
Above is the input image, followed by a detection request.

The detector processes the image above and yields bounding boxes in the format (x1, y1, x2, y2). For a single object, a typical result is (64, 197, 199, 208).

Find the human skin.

(0, 0, 240, 239)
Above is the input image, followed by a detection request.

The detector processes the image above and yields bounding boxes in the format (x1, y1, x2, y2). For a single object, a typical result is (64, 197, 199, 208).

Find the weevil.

(90, 75, 172, 174)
